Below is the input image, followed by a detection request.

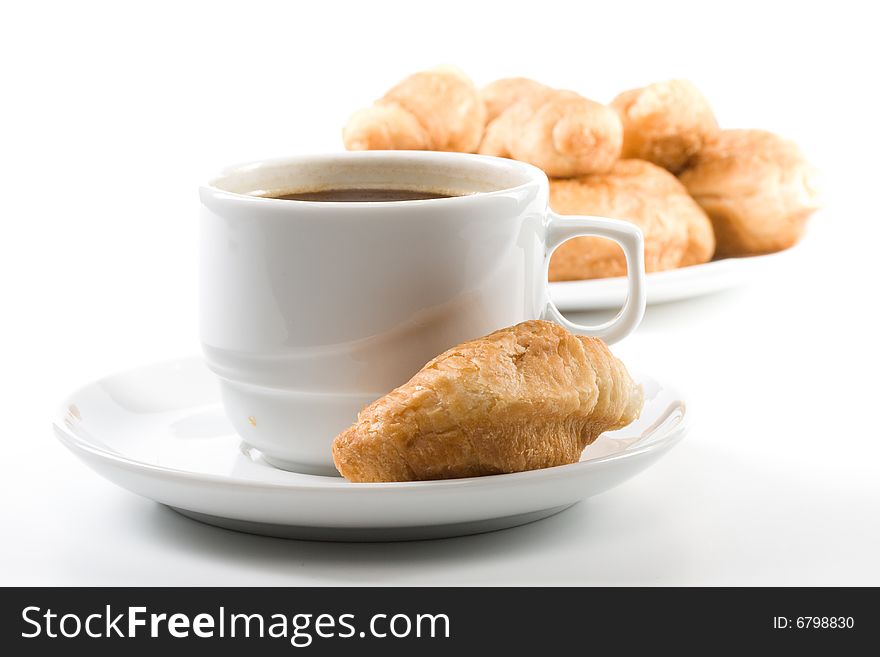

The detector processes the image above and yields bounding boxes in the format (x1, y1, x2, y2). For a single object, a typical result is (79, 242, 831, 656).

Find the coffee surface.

(268, 188, 457, 202)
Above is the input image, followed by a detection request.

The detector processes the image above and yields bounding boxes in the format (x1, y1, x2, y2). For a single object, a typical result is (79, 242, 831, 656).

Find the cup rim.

(200, 150, 547, 208)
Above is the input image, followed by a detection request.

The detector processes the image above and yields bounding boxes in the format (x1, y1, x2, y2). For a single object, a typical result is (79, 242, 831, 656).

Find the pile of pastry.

(343, 68, 821, 280)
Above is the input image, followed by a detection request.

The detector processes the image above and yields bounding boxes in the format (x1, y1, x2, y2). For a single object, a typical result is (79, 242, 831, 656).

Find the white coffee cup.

(200, 151, 645, 475)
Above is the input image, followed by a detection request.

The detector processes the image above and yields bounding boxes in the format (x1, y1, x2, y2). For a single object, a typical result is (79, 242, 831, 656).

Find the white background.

(2, 0, 879, 585)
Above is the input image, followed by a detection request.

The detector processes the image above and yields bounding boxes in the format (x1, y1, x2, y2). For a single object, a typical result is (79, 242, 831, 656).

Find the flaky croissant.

(343, 67, 485, 152)
(479, 85, 623, 177)
(480, 76, 552, 124)
(611, 79, 719, 173)
(549, 159, 714, 281)
(332, 320, 643, 483)
(679, 129, 821, 257)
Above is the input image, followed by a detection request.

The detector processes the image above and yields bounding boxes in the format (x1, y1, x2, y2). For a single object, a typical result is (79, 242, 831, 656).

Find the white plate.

(550, 248, 798, 311)
(53, 358, 687, 542)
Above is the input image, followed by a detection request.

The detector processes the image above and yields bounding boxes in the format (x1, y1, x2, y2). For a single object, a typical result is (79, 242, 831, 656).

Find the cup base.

(213, 373, 380, 478)
(258, 450, 342, 477)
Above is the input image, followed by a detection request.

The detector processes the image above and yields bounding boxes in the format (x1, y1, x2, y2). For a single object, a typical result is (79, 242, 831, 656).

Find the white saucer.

(549, 247, 800, 311)
(53, 358, 687, 542)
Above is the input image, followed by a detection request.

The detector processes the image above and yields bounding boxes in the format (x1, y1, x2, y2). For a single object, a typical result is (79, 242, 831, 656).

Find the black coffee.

(268, 188, 457, 202)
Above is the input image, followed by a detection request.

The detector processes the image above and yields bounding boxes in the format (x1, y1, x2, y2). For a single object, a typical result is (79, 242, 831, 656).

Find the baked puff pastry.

(679, 129, 821, 257)
(479, 87, 623, 177)
(332, 320, 642, 483)
(549, 159, 715, 281)
(611, 79, 719, 173)
(343, 67, 486, 152)
(480, 77, 552, 124)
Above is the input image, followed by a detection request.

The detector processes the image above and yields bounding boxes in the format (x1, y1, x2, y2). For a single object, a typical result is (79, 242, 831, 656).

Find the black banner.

(1, 588, 874, 654)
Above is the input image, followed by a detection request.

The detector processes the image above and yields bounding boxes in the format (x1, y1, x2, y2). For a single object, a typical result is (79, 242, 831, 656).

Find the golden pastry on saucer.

(332, 320, 643, 483)
(679, 129, 821, 257)
(611, 79, 719, 173)
(343, 67, 486, 152)
(548, 159, 714, 281)
(479, 87, 622, 177)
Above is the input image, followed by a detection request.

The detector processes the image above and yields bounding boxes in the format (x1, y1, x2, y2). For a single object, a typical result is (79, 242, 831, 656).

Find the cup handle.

(541, 211, 646, 344)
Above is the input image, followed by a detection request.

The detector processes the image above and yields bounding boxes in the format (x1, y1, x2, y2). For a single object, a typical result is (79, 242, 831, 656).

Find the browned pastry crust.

(332, 320, 643, 483)
(343, 67, 486, 152)
(480, 77, 552, 124)
(479, 88, 623, 177)
(548, 159, 713, 280)
(611, 80, 719, 173)
(678, 193, 717, 267)
(679, 129, 821, 257)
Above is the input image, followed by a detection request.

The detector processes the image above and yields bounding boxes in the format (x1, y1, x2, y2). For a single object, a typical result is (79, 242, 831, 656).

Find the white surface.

(2, 0, 879, 585)
(550, 246, 802, 311)
(53, 358, 684, 540)
(199, 152, 644, 472)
